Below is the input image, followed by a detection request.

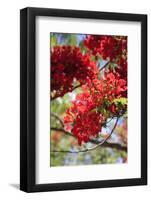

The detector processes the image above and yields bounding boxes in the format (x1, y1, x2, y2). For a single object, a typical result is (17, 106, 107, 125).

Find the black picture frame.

(20, 7, 147, 193)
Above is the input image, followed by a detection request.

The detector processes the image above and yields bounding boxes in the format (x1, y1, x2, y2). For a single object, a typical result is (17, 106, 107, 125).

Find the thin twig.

(99, 60, 110, 71)
(51, 127, 73, 137)
(72, 84, 81, 91)
(102, 117, 114, 127)
(51, 112, 64, 127)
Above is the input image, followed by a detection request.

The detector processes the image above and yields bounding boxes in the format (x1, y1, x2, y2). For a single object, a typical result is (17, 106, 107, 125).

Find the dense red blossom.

(85, 70, 127, 103)
(52, 35, 127, 145)
(64, 71, 127, 144)
(84, 35, 127, 61)
(108, 56, 127, 97)
(72, 112, 103, 145)
(51, 45, 99, 99)
(63, 89, 103, 144)
(105, 71, 127, 98)
(64, 109, 103, 145)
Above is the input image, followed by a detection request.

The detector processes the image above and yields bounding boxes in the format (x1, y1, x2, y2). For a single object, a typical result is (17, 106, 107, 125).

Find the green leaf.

(113, 97, 127, 105)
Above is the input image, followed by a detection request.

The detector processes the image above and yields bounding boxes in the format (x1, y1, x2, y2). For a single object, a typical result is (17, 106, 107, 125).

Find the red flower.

(63, 114, 74, 124)
(63, 68, 127, 144)
(71, 112, 103, 145)
(84, 35, 127, 61)
(109, 103, 117, 114)
(53, 35, 128, 145)
(51, 45, 99, 99)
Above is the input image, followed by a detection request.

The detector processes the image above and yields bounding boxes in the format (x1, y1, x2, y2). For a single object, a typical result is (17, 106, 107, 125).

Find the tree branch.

(51, 127, 73, 137)
(102, 141, 127, 151)
(51, 112, 64, 127)
(51, 118, 123, 153)
(99, 60, 110, 71)
(71, 84, 81, 91)
(89, 138, 127, 151)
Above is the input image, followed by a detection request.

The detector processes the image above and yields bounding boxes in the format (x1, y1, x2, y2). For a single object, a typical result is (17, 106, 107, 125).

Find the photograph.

(50, 33, 128, 167)
(20, 7, 147, 192)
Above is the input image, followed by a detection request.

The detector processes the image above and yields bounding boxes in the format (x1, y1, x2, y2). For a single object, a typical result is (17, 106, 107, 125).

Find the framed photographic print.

(20, 7, 147, 192)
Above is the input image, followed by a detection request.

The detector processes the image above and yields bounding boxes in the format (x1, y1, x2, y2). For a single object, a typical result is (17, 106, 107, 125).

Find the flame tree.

(50, 33, 127, 166)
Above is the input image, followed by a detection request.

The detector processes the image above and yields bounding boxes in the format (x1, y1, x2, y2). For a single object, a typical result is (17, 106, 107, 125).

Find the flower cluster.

(51, 35, 128, 145)
(84, 35, 127, 95)
(63, 71, 127, 144)
(73, 112, 103, 145)
(51, 45, 99, 99)
(84, 35, 127, 61)
(63, 91, 104, 145)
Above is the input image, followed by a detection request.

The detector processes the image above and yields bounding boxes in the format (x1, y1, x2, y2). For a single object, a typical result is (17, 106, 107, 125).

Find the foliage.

(50, 33, 128, 166)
